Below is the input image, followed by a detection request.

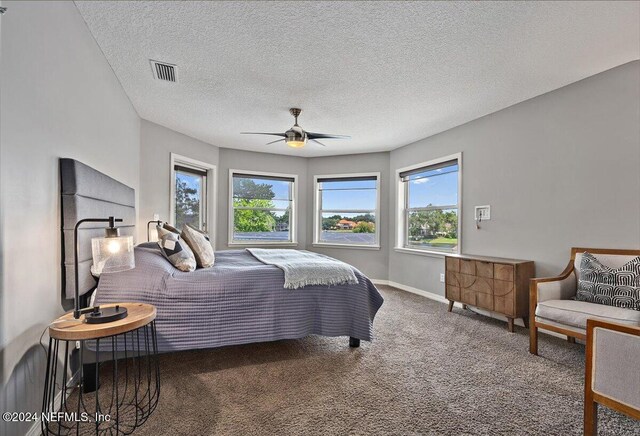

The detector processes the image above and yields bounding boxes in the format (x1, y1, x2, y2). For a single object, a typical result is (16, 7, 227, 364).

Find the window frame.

(312, 172, 381, 250)
(169, 153, 217, 248)
(395, 153, 462, 257)
(174, 164, 208, 231)
(228, 169, 298, 247)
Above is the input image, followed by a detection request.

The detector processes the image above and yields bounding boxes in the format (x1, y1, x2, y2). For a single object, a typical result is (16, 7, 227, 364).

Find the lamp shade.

(91, 235, 135, 275)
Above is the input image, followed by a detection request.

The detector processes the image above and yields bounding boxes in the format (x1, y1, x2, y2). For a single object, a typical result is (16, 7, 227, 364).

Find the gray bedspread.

(94, 245, 384, 352)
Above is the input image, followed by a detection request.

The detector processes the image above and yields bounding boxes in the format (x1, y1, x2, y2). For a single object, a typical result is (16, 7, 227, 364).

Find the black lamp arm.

(147, 220, 162, 242)
(73, 216, 122, 319)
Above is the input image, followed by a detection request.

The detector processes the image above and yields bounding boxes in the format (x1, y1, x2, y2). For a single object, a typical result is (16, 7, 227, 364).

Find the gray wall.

(0, 2, 140, 435)
(307, 153, 390, 280)
(139, 120, 219, 243)
(216, 148, 309, 249)
(388, 60, 640, 295)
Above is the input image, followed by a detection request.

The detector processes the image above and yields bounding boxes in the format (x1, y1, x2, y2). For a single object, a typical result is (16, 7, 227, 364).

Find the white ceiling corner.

(74, 1, 640, 157)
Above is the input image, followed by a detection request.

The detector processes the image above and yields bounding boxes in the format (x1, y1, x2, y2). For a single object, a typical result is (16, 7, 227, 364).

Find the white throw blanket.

(247, 249, 358, 289)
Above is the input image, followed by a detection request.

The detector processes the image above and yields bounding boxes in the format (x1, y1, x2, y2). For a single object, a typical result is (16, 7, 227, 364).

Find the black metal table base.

(42, 321, 160, 435)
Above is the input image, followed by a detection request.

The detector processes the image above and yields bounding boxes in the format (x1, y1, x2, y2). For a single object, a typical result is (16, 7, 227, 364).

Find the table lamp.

(74, 216, 135, 323)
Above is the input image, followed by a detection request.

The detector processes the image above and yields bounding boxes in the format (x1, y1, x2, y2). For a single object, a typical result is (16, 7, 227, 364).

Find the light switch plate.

(440, 273, 445, 283)
(475, 205, 491, 221)
(153, 213, 160, 221)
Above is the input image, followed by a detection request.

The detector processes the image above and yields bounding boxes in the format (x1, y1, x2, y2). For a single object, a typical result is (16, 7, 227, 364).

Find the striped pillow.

(575, 252, 640, 311)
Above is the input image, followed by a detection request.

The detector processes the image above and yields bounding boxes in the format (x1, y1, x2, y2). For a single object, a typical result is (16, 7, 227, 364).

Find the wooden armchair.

(584, 319, 640, 435)
(529, 247, 640, 355)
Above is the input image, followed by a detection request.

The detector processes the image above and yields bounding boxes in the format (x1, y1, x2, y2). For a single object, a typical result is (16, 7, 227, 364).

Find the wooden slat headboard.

(60, 158, 136, 300)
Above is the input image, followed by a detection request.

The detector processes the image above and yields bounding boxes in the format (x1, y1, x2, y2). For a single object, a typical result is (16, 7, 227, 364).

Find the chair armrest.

(530, 260, 576, 318)
(585, 319, 640, 421)
(534, 273, 577, 303)
(587, 319, 640, 337)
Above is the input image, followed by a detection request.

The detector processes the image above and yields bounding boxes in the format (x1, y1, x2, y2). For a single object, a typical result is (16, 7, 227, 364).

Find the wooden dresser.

(445, 254, 534, 332)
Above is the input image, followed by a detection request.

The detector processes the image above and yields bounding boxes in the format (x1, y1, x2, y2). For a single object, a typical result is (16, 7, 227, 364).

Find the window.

(230, 170, 296, 244)
(398, 155, 460, 254)
(173, 164, 208, 231)
(314, 173, 380, 248)
(170, 153, 216, 238)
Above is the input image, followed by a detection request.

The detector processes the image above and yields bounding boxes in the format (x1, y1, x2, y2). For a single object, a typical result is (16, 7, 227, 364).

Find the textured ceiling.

(74, 1, 640, 157)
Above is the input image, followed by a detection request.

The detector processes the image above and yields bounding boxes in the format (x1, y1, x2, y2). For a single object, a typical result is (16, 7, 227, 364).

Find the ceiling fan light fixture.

(285, 125, 307, 148)
(286, 139, 306, 148)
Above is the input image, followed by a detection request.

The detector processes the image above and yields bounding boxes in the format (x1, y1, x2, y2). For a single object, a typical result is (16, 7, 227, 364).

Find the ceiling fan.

(241, 108, 350, 148)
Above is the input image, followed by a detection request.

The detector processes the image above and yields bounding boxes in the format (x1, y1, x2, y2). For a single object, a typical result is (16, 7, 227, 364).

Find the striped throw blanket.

(247, 248, 358, 289)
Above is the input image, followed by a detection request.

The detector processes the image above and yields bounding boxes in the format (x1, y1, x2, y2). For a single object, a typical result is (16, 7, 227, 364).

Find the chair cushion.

(536, 299, 640, 330)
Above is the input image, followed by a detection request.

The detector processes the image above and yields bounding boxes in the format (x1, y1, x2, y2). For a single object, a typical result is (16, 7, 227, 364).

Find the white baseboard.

(371, 279, 568, 340)
(372, 279, 453, 306)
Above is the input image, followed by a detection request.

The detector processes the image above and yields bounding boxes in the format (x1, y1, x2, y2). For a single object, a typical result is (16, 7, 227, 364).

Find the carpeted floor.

(135, 286, 639, 435)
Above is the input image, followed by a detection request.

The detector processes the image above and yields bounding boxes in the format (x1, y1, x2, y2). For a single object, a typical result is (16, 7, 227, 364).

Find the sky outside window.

(408, 165, 458, 208)
(320, 179, 376, 210)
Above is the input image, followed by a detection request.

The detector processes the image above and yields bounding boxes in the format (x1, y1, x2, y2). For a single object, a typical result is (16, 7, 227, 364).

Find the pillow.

(156, 226, 196, 272)
(181, 224, 215, 268)
(575, 252, 640, 311)
(163, 222, 180, 234)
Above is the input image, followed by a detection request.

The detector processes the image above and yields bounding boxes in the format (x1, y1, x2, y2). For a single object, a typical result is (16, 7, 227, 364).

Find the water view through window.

(317, 176, 378, 246)
(401, 160, 459, 252)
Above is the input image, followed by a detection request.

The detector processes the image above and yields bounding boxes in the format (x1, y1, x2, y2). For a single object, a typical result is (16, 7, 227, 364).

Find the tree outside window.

(175, 171, 203, 230)
(231, 174, 294, 242)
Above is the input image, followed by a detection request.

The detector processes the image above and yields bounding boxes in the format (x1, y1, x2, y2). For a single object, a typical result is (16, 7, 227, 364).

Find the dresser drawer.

(446, 285, 461, 301)
(494, 264, 514, 281)
(457, 273, 477, 289)
(476, 261, 494, 278)
(494, 280, 514, 297)
(461, 288, 476, 306)
(446, 271, 460, 287)
(446, 257, 460, 272)
(470, 277, 493, 294)
(476, 292, 494, 311)
(494, 296, 514, 316)
(460, 259, 475, 275)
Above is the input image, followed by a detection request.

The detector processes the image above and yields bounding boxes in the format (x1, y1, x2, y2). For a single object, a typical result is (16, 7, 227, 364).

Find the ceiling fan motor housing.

(285, 125, 307, 147)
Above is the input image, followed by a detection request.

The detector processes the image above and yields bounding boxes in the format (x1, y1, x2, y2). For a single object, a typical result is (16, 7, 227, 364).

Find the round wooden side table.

(42, 303, 160, 435)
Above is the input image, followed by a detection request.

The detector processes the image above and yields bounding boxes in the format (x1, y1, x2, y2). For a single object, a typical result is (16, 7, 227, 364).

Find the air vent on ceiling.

(150, 60, 177, 82)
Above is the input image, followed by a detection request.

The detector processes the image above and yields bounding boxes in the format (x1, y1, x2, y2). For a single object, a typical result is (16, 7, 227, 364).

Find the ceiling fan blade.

(306, 132, 350, 140)
(265, 138, 286, 146)
(309, 139, 327, 147)
(240, 132, 286, 137)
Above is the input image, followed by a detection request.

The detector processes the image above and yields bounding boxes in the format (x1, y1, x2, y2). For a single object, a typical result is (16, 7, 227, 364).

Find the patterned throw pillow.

(156, 226, 196, 272)
(181, 224, 215, 268)
(575, 252, 640, 311)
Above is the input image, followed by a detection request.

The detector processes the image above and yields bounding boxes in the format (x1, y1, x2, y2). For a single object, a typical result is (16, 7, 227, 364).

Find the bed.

(60, 158, 384, 353)
(94, 244, 384, 351)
